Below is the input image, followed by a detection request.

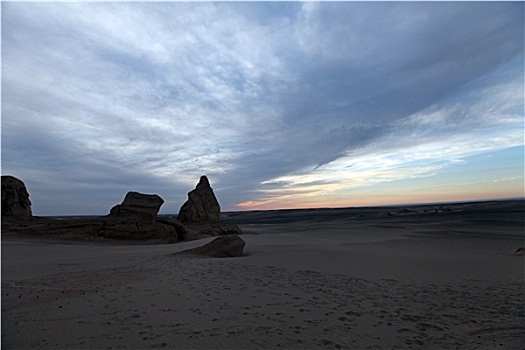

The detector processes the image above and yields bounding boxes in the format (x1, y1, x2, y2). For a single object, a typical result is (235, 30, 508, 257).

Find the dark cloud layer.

(2, 2, 523, 214)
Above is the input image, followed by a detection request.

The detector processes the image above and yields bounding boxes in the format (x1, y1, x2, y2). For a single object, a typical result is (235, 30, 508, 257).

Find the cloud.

(240, 54, 524, 209)
(1, 2, 523, 214)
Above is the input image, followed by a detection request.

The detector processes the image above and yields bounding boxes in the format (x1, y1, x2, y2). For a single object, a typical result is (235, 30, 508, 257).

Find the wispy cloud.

(2, 2, 523, 214)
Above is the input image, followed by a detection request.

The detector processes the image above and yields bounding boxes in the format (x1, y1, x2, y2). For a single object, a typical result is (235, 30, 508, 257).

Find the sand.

(2, 201, 524, 349)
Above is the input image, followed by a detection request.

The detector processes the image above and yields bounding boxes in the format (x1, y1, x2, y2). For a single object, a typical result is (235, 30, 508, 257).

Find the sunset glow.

(2, 2, 523, 215)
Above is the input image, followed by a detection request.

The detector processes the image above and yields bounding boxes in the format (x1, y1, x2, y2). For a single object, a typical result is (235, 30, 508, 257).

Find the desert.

(3, 3, 524, 349)
(2, 198, 524, 349)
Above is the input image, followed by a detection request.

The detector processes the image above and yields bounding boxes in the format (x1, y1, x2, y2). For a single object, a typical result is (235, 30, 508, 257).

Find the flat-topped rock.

(2, 175, 32, 216)
(109, 191, 164, 220)
(101, 191, 181, 242)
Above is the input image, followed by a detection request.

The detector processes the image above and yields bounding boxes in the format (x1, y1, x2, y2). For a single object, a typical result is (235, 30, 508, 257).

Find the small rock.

(513, 247, 524, 256)
(175, 235, 246, 258)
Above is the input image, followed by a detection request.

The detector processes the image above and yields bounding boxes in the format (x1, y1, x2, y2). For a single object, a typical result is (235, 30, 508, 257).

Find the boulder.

(97, 191, 180, 242)
(176, 235, 246, 258)
(178, 176, 221, 223)
(1, 175, 32, 216)
(109, 191, 164, 219)
(31, 191, 179, 242)
(183, 222, 245, 241)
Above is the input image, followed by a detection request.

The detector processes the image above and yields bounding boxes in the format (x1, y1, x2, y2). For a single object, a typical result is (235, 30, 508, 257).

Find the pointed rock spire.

(178, 175, 221, 223)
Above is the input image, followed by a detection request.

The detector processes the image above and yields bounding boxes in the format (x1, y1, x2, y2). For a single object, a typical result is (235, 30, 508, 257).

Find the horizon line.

(40, 196, 524, 218)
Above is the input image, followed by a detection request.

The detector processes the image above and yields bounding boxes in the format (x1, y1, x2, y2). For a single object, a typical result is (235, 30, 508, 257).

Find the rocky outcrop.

(109, 192, 164, 220)
(2, 189, 182, 243)
(176, 175, 244, 240)
(2, 176, 244, 244)
(98, 191, 180, 242)
(2, 175, 32, 216)
(97, 218, 179, 242)
(176, 235, 246, 257)
(178, 176, 221, 223)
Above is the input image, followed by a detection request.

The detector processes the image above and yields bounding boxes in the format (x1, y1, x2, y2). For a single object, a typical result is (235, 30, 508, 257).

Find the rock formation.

(2, 175, 32, 216)
(99, 191, 182, 242)
(176, 235, 246, 257)
(109, 191, 164, 219)
(2, 189, 182, 243)
(177, 175, 244, 240)
(178, 176, 221, 223)
(2, 175, 243, 244)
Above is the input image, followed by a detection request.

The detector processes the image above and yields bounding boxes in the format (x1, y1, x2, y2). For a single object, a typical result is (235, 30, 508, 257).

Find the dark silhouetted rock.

(156, 217, 187, 241)
(388, 208, 416, 216)
(176, 235, 246, 257)
(178, 176, 221, 223)
(513, 247, 524, 256)
(109, 191, 164, 220)
(183, 222, 245, 241)
(2, 176, 32, 216)
(1, 176, 244, 245)
(97, 191, 178, 242)
(98, 218, 178, 242)
(176, 175, 244, 240)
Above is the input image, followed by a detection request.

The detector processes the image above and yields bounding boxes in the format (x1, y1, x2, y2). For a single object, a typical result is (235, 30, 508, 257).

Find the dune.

(2, 200, 524, 349)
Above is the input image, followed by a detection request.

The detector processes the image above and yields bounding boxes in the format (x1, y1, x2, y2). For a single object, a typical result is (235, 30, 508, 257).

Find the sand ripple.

(3, 254, 523, 349)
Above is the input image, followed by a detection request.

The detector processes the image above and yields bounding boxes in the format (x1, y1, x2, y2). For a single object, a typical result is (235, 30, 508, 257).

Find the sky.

(1, 1, 524, 216)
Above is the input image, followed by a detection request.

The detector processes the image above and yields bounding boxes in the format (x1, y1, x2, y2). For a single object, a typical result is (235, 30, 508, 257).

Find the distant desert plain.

(2, 200, 524, 349)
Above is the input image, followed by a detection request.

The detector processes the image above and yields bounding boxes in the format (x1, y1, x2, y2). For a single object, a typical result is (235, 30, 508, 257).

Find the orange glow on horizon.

(232, 163, 524, 212)
(233, 190, 523, 211)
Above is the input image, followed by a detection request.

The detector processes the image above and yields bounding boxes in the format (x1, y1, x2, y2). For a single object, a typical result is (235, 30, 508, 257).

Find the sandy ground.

(2, 203, 524, 349)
